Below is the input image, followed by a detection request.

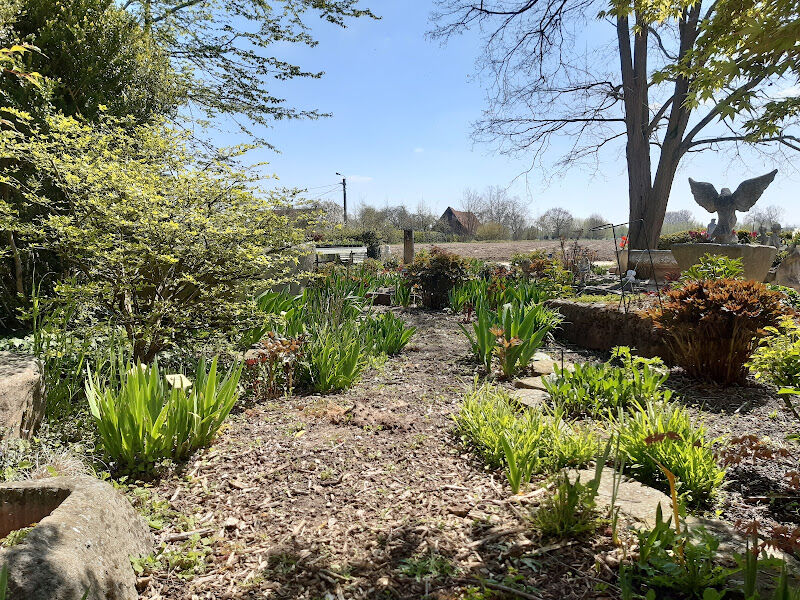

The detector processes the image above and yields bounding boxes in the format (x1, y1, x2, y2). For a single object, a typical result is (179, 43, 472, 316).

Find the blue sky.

(223, 2, 800, 226)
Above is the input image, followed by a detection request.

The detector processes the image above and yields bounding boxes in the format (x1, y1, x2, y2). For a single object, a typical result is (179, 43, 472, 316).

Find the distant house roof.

(440, 207, 480, 234)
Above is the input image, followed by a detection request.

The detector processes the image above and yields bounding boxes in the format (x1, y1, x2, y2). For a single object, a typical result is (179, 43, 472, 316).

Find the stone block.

(0, 476, 153, 600)
(0, 352, 45, 439)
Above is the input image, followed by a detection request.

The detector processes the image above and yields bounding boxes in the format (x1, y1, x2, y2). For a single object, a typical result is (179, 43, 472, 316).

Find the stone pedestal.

(0, 352, 45, 439)
(671, 243, 777, 282)
(616, 249, 679, 282)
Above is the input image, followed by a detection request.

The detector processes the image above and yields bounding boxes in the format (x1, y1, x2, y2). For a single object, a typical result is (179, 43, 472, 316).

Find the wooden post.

(403, 229, 415, 263)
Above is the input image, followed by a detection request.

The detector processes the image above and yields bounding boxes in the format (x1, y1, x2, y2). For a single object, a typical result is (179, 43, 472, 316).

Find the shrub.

(614, 401, 725, 506)
(454, 381, 597, 491)
(544, 348, 671, 417)
(476, 222, 509, 240)
(365, 312, 416, 355)
(749, 318, 800, 388)
(460, 302, 562, 377)
(14, 116, 309, 362)
(680, 254, 744, 281)
(407, 246, 468, 309)
(657, 230, 707, 250)
(86, 357, 241, 472)
(651, 279, 788, 384)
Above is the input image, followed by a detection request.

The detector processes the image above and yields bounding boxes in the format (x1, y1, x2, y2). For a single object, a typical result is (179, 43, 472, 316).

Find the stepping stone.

(571, 467, 672, 529)
(514, 376, 548, 391)
(511, 388, 550, 409)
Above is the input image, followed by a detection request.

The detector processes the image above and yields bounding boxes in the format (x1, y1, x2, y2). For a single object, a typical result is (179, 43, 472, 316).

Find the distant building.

(438, 207, 480, 236)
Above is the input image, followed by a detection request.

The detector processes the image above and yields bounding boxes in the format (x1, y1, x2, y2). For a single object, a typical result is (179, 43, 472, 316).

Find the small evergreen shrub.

(407, 246, 468, 309)
(651, 279, 787, 384)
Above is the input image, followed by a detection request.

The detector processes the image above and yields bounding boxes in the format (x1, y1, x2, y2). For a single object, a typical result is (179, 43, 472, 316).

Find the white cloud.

(774, 85, 800, 99)
(414, 147, 425, 153)
(347, 175, 373, 183)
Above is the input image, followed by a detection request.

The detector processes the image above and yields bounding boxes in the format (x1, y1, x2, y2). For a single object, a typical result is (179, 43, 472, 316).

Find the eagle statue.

(688, 169, 778, 244)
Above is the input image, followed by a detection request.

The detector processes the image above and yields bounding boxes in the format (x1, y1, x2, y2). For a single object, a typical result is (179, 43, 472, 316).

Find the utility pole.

(336, 172, 347, 224)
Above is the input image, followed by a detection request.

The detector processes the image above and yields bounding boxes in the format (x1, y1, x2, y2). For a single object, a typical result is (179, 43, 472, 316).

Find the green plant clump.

(680, 254, 744, 282)
(460, 302, 562, 377)
(619, 507, 732, 599)
(533, 469, 602, 539)
(544, 348, 671, 417)
(86, 357, 241, 472)
(651, 279, 787, 385)
(406, 247, 469, 309)
(614, 401, 725, 506)
(365, 312, 416, 356)
(454, 381, 597, 491)
(749, 318, 800, 388)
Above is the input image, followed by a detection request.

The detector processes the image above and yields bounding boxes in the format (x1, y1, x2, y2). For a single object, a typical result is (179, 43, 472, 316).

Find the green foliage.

(132, 534, 214, 581)
(544, 347, 671, 417)
(118, 0, 377, 139)
(453, 381, 597, 490)
(614, 401, 725, 506)
(652, 279, 788, 385)
(2, 114, 309, 360)
(533, 471, 601, 539)
(449, 277, 553, 313)
(460, 302, 562, 377)
(5, 0, 181, 122)
(619, 506, 732, 600)
(394, 279, 412, 307)
(398, 552, 458, 582)
(86, 357, 241, 472)
(680, 254, 744, 282)
(300, 324, 366, 394)
(768, 284, 800, 310)
(365, 312, 416, 356)
(407, 246, 468, 309)
(749, 318, 800, 388)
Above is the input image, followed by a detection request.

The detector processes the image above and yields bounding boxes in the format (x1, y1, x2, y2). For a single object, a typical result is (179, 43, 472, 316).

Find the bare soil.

(139, 308, 800, 599)
(388, 240, 617, 262)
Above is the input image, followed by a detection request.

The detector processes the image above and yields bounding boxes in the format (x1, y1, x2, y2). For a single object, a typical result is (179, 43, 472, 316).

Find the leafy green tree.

(432, 0, 800, 249)
(121, 0, 377, 141)
(3, 0, 181, 122)
(2, 113, 310, 359)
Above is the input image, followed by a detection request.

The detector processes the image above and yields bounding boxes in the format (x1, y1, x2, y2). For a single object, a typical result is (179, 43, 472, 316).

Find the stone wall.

(546, 299, 673, 363)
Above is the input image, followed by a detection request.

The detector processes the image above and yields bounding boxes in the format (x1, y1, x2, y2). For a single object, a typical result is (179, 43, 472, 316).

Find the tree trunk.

(626, 5, 701, 250)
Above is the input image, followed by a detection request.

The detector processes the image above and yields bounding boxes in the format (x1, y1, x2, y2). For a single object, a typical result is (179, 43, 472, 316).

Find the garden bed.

(136, 309, 800, 599)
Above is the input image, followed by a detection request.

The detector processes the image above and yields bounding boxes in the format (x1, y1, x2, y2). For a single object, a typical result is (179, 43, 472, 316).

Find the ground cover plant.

(544, 347, 671, 417)
(453, 380, 596, 492)
(613, 400, 725, 506)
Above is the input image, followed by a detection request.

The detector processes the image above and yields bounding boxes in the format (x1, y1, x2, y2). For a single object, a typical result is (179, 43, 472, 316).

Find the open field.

(389, 239, 618, 262)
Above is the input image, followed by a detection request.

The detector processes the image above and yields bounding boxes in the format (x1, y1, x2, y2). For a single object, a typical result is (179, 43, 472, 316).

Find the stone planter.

(671, 243, 777, 282)
(615, 249, 679, 282)
(0, 476, 153, 600)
